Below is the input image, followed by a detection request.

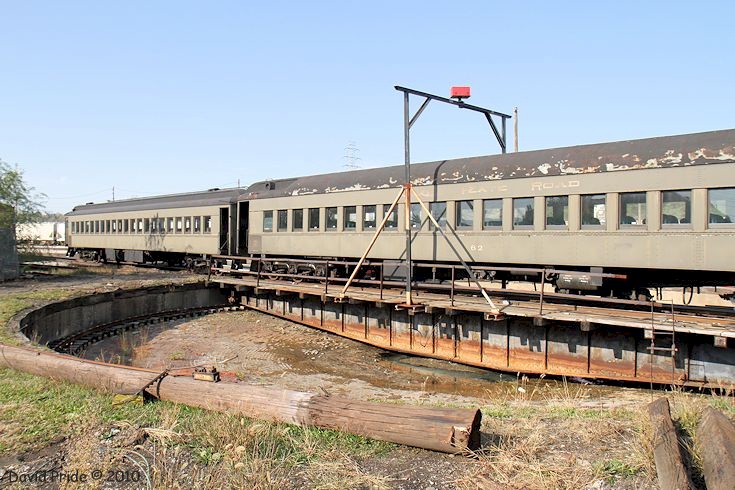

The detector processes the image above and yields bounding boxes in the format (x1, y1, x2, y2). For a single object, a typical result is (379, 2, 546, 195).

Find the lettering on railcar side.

(530, 180, 580, 191)
(461, 184, 509, 195)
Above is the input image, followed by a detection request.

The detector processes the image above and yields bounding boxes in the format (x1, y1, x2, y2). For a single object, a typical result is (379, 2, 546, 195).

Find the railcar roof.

(243, 128, 735, 200)
(67, 188, 247, 216)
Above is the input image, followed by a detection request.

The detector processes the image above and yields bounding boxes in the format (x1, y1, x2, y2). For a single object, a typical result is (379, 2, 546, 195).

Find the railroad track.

(213, 267, 735, 322)
(49, 304, 245, 356)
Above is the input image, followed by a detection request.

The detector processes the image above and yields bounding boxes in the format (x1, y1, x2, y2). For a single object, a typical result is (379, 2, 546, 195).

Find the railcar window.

(193, 216, 201, 233)
(87, 221, 91, 233)
(661, 190, 691, 226)
(137, 218, 143, 233)
(513, 198, 534, 228)
(308, 208, 320, 231)
(581, 194, 606, 227)
(363, 205, 377, 229)
(277, 210, 287, 231)
(430, 202, 447, 229)
(144, 218, 150, 233)
(326, 207, 338, 230)
(175, 217, 183, 233)
(95, 221, 100, 233)
(410, 203, 422, 229)
(263, 211, 273, 232)
(151, 219, 157, 232)
(545, 196, 569, 228)
(709, 188, 735, 224)
(118, 220, 123, 233)
(123, 220, 128, 233)
(292, 209, 303, 231)
(383, 204, 398, 229)
(456, 200, 473, 228)
(344, 206, 357, 230)
(619, 192, 647, 226)
(204, 216, 212, 233)
(184, 217, 191, 233)
(101, 221, 106, 233)
(483, 199, 502, 229)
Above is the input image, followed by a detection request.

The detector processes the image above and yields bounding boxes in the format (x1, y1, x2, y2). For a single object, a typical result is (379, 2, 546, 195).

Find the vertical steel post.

(256, 259, 261, 288)
(404, 91, 412, 305)
(379, 262, 384, 301)
(324, 260, 330, 296)
(501, 116, 507, 154)
(539, 270, 546, 315)
(450, 266, 455, 307)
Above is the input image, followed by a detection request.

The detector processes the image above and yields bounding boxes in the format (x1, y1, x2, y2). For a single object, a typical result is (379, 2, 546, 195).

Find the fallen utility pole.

(0, 344, 481, 454)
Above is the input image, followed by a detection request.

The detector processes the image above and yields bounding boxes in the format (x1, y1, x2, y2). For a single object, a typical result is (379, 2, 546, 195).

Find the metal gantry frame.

(340, 86, 513, 312)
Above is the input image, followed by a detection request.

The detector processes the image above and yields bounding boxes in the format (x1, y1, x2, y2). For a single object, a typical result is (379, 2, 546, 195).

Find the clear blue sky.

(1, 1, 733, 213)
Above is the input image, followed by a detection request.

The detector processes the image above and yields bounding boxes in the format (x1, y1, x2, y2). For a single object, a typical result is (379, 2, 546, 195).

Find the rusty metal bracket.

(192, 366, 220, 383)
(113, 369, 169, 405)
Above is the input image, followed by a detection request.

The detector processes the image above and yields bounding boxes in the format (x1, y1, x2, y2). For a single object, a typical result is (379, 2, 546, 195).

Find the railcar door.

(237, 201, 248, 255)
(219, 207, 229, 254)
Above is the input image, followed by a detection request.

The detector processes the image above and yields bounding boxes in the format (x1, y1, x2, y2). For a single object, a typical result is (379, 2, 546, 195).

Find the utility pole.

(403, 92, 412, 305)
(112, 186, 115, 201)
(514, 107, 519, 152)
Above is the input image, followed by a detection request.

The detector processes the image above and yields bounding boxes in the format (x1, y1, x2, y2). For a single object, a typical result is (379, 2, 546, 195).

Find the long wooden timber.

(212, 274, 735, 388)
(647, 398, 692, 490)
(0, 344, 481, 454)
(697, 406, 735, 490)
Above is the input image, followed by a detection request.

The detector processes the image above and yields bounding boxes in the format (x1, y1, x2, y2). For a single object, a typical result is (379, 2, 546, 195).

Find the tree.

(0, 159, 46, 229)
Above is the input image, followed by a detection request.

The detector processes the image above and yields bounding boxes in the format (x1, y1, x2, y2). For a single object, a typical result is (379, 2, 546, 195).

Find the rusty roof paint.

(244, 128, 735, 200)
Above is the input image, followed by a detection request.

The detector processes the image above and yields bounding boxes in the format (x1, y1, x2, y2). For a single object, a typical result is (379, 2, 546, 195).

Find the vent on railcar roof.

(264, 181, 275, 190)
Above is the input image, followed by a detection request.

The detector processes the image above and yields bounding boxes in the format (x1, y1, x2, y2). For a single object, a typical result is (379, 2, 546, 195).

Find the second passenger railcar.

(66, 188, 247, 266)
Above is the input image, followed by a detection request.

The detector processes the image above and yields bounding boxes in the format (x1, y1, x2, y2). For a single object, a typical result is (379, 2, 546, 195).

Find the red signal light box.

(450, 86, 471, 99)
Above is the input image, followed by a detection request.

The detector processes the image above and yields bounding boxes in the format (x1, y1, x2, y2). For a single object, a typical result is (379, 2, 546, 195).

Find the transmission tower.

(342, 141, 362, 170)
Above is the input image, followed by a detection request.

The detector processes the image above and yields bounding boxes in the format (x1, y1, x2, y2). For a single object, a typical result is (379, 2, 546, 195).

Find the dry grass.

(453, 377, 657, 489)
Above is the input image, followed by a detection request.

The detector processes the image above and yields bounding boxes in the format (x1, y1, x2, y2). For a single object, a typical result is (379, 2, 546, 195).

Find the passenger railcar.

(241, 129, 735, 297)
(66, 188, 246, 266)
(65, 129, 735, 297)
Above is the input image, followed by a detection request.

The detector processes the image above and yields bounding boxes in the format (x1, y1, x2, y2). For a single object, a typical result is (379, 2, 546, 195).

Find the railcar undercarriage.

(213, 254, 735, 306)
